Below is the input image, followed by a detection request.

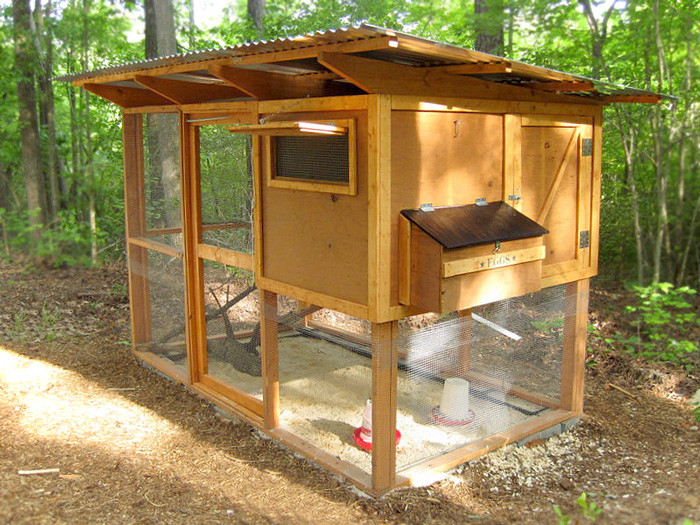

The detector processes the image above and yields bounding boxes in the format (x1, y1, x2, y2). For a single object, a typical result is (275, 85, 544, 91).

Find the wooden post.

(367, 94, 392, 321)
(371, 320, 398, 493)
(261, 289, 279, 429)
(180, 113, 206, 383)
(561, 279, 589, 413)
(122, 113, 151, 346)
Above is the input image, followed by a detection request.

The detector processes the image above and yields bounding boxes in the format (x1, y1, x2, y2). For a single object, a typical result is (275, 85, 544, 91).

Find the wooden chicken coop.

(62, 25, 663, 496)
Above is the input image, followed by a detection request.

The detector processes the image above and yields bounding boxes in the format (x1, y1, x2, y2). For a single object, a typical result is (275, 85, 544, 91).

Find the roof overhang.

(58, 24, 670, 108)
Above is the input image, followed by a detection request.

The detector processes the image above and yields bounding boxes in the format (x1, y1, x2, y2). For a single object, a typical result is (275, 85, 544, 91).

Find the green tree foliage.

(0, 0, 698, 285)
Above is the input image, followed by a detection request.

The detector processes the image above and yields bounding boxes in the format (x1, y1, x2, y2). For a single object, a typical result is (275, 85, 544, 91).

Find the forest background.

(2, 0, 699, 285)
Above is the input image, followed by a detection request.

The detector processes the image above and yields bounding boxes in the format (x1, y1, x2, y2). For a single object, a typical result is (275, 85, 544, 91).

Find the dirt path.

(0, 259, 698, 524)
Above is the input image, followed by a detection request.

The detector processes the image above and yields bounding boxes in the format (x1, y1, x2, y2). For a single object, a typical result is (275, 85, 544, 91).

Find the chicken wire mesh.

(143, 113, 182, 238)
(128, 248, 187, 376)
(273, 298, 375, 474)
(261, 285, 582, 474)
(199, 126, 254, 254)
(395, 284, 576, 470)
(201, 261, 261, 396)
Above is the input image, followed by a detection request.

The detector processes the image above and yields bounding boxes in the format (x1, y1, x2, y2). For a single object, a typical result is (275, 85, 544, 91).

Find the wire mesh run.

(395, 284, 574, 471)
(202, 262, 261, 396)
(143, 113, 182, 234)
(129, 248, 187, 375)
(274, 298, 374, 474)
(267, 285, 582, 475)
(199, 126, 254, 254)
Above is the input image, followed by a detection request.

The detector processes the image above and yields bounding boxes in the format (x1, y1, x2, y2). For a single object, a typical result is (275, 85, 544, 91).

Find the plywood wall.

(261, 110, 369, 305)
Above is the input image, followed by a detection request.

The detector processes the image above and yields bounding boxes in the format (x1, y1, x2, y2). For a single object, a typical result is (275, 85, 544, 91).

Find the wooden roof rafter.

(210, 64, 360, 100)
(83, 82, 174, 108)
(429, 62, 514, 75)
(531, 80, 596, 92)
(69, 34, 399, 88)
(134, 75, 248, 104)
(316, 52, 600, 104)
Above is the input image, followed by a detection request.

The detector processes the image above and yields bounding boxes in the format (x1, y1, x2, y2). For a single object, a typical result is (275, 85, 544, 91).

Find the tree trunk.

(13, 0, 47, 242)
(33, 0, 60, 221)
(0, 163, 10, 256)
(474, 0, 503, 54)
(186, 0, 195, 49)
(145, 0, 180, 229)
(247, 0, 265, 37)
(81, 0, 98, 264)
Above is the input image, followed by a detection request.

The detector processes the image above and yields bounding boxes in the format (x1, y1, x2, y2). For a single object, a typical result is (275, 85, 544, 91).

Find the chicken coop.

(62, 25, 663, 495)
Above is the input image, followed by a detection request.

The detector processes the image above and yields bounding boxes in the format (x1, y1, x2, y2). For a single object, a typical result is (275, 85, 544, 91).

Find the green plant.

(624, 283, 700, 370)
(110, 282, 128, 296)
(552, 493, 603, 524)
(553, 504, 572, 525)
(577, 492, 602, 521)
(8, 310, 29, 342)
(40, 305, 62, 342)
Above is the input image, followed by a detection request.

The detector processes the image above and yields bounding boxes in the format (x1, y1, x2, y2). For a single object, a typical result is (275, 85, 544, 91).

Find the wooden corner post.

(179, 112, 206, 384)
(371, 320, 398, 493)
(561, 279, 590, 413)
(122, 112, 151, 346)
(261, 289, 279, 429)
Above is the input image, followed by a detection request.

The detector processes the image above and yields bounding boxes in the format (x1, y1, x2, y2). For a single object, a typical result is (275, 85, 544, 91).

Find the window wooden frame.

(262, 118, 357, 196)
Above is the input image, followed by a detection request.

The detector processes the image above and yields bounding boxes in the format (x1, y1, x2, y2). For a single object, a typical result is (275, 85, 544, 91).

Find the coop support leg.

(371, 320, 398, 494)
(561, 279, 590, 414)
(261, 289, 279, 430)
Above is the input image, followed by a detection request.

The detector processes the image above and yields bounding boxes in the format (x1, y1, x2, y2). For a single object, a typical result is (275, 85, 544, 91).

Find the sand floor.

(207, 334, 549, 473)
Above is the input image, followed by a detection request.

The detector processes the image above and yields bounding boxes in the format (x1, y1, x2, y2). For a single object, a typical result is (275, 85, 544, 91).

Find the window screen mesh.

(275, 135, 349, 183)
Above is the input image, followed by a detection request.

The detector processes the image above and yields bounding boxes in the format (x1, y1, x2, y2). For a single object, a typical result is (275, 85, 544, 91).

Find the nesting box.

(63, 25, 662, 496)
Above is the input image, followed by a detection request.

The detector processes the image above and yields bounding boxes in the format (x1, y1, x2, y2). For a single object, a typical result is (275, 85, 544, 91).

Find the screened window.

(274, 134, 349, 184)
(263, 118, 357, 196)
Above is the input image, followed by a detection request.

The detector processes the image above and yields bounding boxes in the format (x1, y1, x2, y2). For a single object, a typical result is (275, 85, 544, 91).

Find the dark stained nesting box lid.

(401, 201, 548, 250)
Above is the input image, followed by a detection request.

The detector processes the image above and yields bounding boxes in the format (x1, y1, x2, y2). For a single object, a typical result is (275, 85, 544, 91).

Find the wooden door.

(185, 121, 264, 419)
(511, 115, 594, 286)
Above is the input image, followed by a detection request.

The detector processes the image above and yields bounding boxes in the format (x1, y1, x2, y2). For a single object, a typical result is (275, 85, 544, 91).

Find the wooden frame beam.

(603, 94, 662, 104)
(84, 83, 174, 108)
(430, 62, 513, 75)
(122, 113, 152, 346)
(134, 75, 248, 104)
(317, 52, 600, 105)
(210, 64, 359, 100)
(260, 290, 279, 430)
(532, 81, 595, 92)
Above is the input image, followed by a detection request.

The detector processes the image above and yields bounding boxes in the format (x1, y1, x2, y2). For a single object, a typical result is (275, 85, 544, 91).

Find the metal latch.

(580, 230, 590, 249)
(582, 138, 593, 157)
(420, 203, 434, 212)
(508, 194, 521, 201)
(475, 198, 487, 206)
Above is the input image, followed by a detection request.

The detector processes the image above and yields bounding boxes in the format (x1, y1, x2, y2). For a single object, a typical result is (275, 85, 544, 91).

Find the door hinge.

(582, 138, 593, 157)
(580, 230, 590, 249)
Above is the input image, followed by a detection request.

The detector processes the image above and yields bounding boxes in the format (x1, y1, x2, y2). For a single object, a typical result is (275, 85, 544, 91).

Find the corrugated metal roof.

(56, 24, 670, 102)
(56, 26, 383, 83)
